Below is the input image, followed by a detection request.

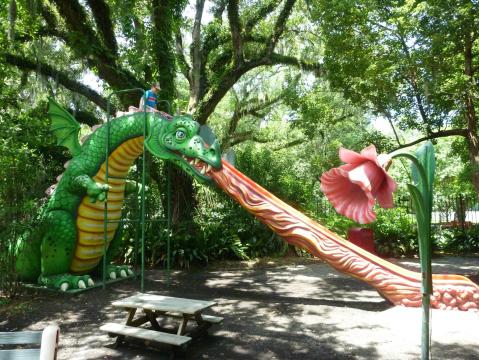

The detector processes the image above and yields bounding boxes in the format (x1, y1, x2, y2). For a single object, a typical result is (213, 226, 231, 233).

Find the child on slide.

(117, 82, 172, 118)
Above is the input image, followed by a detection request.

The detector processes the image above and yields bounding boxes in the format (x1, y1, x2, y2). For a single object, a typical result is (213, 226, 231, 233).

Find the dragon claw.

(60, 282, 69, 292)
(87, 182, 110, 203)
(105, 265, 134, 280)
(39, 274, 94, 291)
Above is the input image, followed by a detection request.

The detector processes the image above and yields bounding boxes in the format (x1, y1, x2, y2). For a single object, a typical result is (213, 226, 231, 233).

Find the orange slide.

(211, 161, 479, 311)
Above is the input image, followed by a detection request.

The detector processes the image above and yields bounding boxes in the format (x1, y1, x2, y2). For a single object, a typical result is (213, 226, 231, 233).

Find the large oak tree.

(2, 0, 321, 225)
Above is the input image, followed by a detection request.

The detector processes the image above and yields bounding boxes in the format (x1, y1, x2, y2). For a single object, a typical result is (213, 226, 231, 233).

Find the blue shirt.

(144, 90, 157, 108)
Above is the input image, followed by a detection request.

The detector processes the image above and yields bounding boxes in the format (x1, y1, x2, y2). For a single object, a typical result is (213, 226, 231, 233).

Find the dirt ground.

(1, 256, 478, 360)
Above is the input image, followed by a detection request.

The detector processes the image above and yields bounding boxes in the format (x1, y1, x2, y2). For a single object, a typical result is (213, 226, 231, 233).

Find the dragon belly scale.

(72, 137, 144, 273)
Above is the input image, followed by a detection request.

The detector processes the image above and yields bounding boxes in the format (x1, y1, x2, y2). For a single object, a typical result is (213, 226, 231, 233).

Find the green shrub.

(435, 226, 479, 255)
(371, 207, 418, 257)
(318, 211, 357, 238)
(143, 222, 252, 269)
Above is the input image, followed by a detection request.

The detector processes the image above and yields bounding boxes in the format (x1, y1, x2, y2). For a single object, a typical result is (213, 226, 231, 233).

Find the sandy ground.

(1, 256, 478, 360)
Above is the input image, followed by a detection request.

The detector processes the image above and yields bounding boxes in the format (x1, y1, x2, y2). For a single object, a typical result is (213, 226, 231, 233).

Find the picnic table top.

(111, 293, 217, 315)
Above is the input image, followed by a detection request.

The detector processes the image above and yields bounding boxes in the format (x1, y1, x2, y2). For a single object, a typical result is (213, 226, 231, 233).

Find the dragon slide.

(210, 161, 479, 312)
(15, 99, 478, 311)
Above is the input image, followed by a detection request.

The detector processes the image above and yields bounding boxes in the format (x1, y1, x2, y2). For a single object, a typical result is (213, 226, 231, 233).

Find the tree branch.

(228, 131, 271, 147)
(270, 53, 322, 75)
(212, 0, 227, 21)
(227, 0, 244, 65)
(398, 34, 430, 127)
(195, 0, 305, 124)
(86, 0, 118, 56)
(196, 51, 321, 124)
(189, 0, 205, 111)
(51, 0, 143, 105)
(273, 138, 305, 150)
(194, 59, 268, 124)
(392, 129, 468, 151)
(51, 0, 103, 58)
(13, 27, 66, 43)
(175, 30, 191, 82)
(244, 1, 276, 35)
(38, 2, 69, 42)
(223, 94, 284, 146)
(265, 0, 296, 55)
(4, 53, 111, 111)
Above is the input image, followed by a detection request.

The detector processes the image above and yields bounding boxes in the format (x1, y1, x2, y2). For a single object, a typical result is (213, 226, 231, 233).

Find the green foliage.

(315, 207, 357, 237)
(312, 0, 479, 198)
(148, 223, 250, 269)
(436, 226, 479, 255)
(0, 90, 64, 296)
(372, 208, 418, 258)
(236, 143, 315, 208)
(311, 0, 477, 132)
(194, 184, 287, 263)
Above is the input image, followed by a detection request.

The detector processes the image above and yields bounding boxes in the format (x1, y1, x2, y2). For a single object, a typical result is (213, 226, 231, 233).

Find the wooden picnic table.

(100, 293, 223, 349)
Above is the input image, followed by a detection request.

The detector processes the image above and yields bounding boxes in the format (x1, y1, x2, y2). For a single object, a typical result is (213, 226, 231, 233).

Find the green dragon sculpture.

(15, 99, 222, 291)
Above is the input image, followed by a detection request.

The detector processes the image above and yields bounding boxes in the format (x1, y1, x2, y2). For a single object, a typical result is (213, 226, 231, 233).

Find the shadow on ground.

(1, 257, 478, 360)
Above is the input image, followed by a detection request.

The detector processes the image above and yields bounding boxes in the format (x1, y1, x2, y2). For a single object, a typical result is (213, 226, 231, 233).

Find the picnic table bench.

(0, 325, 59, 360)
(100, 293, 223, 349)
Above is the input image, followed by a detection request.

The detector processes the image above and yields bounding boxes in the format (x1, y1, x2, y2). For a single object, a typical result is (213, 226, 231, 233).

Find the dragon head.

(145, 114, 222, 182)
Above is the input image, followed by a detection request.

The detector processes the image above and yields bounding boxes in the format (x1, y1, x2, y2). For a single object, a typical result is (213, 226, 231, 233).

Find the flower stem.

(391, 144, 435, 360)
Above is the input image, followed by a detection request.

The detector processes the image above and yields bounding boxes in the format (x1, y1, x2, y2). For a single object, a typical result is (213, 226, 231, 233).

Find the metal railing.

(104, 89, 172, 292)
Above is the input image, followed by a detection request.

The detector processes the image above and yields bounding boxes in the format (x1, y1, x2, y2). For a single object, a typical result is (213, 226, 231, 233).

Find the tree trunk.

(463, 31, 479, 197)
(150, 0, 197, 232)
(169, 167, 197, 232)
(152, 0, 176, 112)
(465, 115, 479, 197)
(188, 0, 205, 113)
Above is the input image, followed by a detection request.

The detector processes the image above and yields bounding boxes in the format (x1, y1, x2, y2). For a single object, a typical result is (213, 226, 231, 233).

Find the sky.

(370, 117, 395, 136)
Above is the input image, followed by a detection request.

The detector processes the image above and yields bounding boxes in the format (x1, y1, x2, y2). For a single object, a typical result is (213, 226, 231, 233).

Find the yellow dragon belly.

(71, 136, 144, 273)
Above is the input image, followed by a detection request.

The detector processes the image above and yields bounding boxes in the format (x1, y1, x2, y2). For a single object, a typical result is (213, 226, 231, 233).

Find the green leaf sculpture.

(392, 141, 435, 360)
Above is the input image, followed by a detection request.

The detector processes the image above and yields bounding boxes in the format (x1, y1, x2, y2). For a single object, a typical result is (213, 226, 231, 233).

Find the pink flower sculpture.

(320, 145, 397, 224)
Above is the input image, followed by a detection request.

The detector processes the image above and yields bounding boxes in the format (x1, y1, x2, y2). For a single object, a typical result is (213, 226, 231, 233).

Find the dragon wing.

(48, 98, 82, 157)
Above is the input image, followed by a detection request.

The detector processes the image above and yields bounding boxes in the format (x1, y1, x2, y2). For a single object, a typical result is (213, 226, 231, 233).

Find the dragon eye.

(175, 130, 186, 140)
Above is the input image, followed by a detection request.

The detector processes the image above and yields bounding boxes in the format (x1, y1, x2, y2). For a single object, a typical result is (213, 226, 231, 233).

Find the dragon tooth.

(206, 164, 212, 173)
(194, 158, 200, 165)
(200, 167, 206, 175)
